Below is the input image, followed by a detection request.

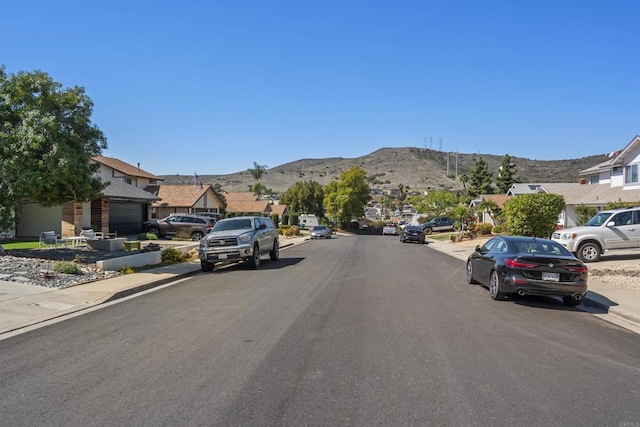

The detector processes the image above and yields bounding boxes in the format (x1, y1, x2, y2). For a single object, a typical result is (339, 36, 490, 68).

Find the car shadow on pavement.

(505, 294, 586, 312)
(201, 257, 305, 274)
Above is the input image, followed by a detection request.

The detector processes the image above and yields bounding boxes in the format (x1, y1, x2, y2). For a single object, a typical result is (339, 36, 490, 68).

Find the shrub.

(161, 247, 187, 265)
(475, 222, 493, 235)
(492, 224, 504, 234)
(271, 213, 280, 228)
(282, 214, 289, 225)
(52, 261, 82, 275)
(120, 266, 136, 274)
(282, 225, 300, 237)
(137, 232, 157, 240)
(290, 214, 299, 228)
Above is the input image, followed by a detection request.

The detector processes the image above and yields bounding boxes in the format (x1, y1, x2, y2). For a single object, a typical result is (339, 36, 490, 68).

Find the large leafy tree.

(408, 190, 458, 217)
(323, 167, 371, 227)
(0, 67, 107, 230)
(280, 180, 325, 218)
(495, 154, 519, 194)
(502, 193, 565, 238)
(468, 157, 494, 199)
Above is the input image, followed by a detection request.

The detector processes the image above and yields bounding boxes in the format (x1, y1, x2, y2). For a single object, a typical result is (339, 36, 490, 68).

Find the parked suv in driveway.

(198, 216, 279, 271)
(551, 206, 640, 262)
(142, 214, 214, 240)
(421, 216, 456, 234)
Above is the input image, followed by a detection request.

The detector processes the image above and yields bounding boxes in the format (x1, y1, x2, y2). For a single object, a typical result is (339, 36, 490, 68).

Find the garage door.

(109, 202, 146, 235)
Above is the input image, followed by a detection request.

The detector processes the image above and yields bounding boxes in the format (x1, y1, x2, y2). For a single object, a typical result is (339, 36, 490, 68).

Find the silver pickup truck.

(198, 216, 279, 271)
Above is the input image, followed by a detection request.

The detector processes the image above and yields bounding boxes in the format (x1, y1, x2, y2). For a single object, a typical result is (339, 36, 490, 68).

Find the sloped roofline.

(93, 155, 164, 181)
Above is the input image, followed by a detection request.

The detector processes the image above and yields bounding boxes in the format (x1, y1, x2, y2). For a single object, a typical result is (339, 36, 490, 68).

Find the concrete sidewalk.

(0, 236, 309, 338)
(1, 234, 639, 338)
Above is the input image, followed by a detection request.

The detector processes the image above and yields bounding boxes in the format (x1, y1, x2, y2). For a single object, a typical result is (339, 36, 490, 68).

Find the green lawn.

(427, 232, 458, 241)
(0, 240, 39, 250)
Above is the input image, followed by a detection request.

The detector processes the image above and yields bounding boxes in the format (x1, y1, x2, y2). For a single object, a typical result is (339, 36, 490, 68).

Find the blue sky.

(2, 1, 638, 175)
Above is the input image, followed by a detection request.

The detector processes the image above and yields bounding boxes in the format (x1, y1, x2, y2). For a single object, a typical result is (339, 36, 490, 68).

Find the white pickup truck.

(382, 223, 398, 236)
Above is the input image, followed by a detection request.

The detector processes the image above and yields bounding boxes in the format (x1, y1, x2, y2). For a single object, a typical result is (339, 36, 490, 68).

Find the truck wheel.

(269, 239, 279, 261)
(577, 242, 601, 263)
(147, 226, 160, 237)
(248, 243, 260, 269)
(423, 227, 433, 235)
(201, 260, 214, 272)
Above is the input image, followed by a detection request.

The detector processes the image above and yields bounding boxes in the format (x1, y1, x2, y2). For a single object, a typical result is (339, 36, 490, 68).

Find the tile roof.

(538, 183, 640, 205)
(269, 204, 288, 216)
(224, 192, 258, 202)
(93, 156, 163, 181)
(478, 194, 513, 208)
(100, 178, 161, 201)
(226, 200, 272, 214)
(150, 185, 210, 207)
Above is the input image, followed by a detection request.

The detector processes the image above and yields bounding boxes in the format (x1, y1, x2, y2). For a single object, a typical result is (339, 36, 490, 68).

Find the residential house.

(269, 203, 289, 222)
(469, 194, 513, 225)
(506, 135, 640, 228)
(223, 192, 273, 217)
(147, 185, 226, 220)
(16, 156, 161, 238)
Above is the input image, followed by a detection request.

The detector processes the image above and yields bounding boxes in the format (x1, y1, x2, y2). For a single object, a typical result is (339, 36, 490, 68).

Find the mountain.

(160, 147, 609, 194)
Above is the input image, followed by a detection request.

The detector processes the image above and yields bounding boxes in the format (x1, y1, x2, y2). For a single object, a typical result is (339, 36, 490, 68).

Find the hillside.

(160, 148, 609, 194)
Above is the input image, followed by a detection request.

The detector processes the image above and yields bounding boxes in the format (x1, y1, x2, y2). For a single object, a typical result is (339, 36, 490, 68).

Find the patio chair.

(80, 229, 104, 240)
(39, 231, 67, 249)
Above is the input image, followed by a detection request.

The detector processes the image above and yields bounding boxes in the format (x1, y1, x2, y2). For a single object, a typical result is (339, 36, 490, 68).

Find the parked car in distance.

(382, 223, 398, 236)
(198, 216, 279, 272)
(310, 225, 332, 239)
(421, 216, 456, 234)
(551, 206, 640, 262)
(193, 212, 222, 222)
(399, 225, 426, 244)
(466, 235, 588, 306)
(142, 214, 214, 240)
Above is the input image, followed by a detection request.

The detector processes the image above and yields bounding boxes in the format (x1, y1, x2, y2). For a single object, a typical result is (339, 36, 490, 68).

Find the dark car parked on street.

(399, 225, 426, 244)
(421, 216, 456, 234)
(466, 235, 588, 306)
(142, 214, 214, 241)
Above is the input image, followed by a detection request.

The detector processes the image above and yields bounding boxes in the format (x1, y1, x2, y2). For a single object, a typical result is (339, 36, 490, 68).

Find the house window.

(625, 164, 639, 184)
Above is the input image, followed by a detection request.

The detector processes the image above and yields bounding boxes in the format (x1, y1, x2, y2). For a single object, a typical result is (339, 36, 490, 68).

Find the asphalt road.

(1, 235, 639, 426)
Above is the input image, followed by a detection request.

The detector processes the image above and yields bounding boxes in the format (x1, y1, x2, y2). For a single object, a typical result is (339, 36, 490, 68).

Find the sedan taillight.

(505, 258, 538, 268)
(566, 265, 588, 273)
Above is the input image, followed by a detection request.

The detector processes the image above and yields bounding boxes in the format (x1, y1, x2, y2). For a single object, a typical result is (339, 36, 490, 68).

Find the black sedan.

(399, 225, 426, 244)
(466, 236, 588, 306)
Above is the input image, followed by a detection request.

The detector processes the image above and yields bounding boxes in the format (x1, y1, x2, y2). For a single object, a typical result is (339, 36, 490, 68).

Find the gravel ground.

(0, 245, 163, 289)
(0, 253, 122, 289)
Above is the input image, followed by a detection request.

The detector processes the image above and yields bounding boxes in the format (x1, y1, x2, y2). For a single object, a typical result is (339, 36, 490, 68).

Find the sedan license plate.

(542, 272, 560, 281)
(218, 254, 227, 260)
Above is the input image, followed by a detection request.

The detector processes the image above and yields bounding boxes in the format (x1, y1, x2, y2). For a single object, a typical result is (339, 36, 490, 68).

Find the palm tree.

(478, 199, 499, 224)
(248, 162, 268, 195)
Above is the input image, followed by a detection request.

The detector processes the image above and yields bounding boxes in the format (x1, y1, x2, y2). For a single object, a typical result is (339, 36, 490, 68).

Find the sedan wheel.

(147, 226, 160, 237)
(466, 261, 479, 284)
(191, 231, 204, 241)
(489, 270, 506, 300)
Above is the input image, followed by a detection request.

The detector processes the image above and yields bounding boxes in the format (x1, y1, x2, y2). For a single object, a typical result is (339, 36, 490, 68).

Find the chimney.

(137, 163, 140, 171)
